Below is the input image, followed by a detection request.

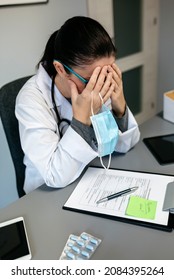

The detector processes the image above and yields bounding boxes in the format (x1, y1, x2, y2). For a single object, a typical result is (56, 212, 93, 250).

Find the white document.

(64, 167, 174, 226)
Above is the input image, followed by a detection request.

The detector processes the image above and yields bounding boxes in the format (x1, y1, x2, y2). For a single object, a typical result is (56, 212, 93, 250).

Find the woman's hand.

(108, 63, 126, 118)
(69, 66, 115, 125)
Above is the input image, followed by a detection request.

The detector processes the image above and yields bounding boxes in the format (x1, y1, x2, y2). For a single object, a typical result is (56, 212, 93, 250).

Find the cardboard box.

(163, 90, 174, 123)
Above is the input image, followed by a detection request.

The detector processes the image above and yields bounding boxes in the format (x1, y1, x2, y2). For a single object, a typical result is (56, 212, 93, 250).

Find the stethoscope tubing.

(51, 76, 71, 137)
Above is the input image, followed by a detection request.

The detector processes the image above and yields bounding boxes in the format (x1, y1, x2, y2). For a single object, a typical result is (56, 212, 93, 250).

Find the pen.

(96, 186, 139, 204)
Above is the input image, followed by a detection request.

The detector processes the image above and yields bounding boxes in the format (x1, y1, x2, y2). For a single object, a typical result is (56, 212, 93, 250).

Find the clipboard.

(63, 167, 174, 232)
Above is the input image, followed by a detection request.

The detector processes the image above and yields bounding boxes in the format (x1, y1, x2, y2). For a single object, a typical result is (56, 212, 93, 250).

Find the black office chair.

(0, 76, 32, 198)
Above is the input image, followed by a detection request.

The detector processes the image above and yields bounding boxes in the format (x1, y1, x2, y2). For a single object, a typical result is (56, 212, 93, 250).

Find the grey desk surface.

(1, 114, 174, 260)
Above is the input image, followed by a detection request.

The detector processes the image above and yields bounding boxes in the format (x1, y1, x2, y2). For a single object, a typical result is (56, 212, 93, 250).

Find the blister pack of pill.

(59, 232, 101, 260)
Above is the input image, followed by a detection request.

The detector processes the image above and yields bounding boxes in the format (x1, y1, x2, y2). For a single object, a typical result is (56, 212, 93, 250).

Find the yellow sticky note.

(126, 196, 157, 220)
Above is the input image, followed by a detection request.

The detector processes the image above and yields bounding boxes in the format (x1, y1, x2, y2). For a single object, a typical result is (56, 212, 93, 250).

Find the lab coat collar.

(35, 63, 53, 109)
(36, 63, 72, 120)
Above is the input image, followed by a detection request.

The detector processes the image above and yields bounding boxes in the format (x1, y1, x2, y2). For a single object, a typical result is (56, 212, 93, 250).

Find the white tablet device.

(0, 217, 32, 260)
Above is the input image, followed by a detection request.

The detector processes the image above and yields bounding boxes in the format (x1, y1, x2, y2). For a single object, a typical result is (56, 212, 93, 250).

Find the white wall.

(157, 0, 174, 111)
(0, 0, 87, 208)
(0, 0, 87, 88)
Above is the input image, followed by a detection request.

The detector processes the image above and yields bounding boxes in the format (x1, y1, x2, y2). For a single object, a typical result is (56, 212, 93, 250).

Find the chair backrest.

(0, 76, 31, 198)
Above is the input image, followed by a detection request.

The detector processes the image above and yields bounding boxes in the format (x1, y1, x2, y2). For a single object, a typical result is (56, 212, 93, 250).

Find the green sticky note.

(126, 196, 157, 220)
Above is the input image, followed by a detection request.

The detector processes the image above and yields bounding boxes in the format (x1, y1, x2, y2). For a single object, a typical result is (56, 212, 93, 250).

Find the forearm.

(71, 117, 97, 149)
(113, 106, 128, 132)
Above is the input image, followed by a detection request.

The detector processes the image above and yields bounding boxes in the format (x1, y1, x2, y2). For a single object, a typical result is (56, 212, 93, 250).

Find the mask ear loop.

(91, 91, 111, 170)
(90, 91, 103, 116)
(100, 154, 111, 170)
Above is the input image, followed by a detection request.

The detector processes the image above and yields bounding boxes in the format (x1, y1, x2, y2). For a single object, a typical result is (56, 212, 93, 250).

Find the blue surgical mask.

(90, 93, 119, 168)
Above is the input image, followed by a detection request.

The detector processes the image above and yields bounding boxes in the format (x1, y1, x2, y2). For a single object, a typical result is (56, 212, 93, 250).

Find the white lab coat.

(15, 64, 140, 194)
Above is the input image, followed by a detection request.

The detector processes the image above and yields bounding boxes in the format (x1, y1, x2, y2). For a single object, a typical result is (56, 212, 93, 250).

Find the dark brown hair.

(38, 16, 116, 77)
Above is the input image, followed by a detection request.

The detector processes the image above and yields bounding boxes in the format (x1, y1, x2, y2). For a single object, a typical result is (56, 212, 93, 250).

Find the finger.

(68, 80, 78, 102)
(111, 76, 120, 91)
(108, 64, 121, 81)
(93, 65, 109, 93)
(111, 63, 122, 78)
(99, 71, 113, 98)
(85, 66, 101, 92)
(108, 65, 120, 85)
(102, 83, 115, 104)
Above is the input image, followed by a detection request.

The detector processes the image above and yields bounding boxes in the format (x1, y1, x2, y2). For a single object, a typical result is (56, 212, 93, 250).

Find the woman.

(15, 16, 140, 194)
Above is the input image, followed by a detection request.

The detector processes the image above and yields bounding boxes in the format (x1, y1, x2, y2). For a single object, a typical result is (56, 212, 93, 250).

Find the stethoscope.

(51, 75, 71, 138)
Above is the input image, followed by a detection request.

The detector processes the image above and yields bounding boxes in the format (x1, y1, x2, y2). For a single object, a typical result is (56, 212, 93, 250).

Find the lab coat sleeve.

(115, 107, 140, 153)
(15, 89, 98, 189)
